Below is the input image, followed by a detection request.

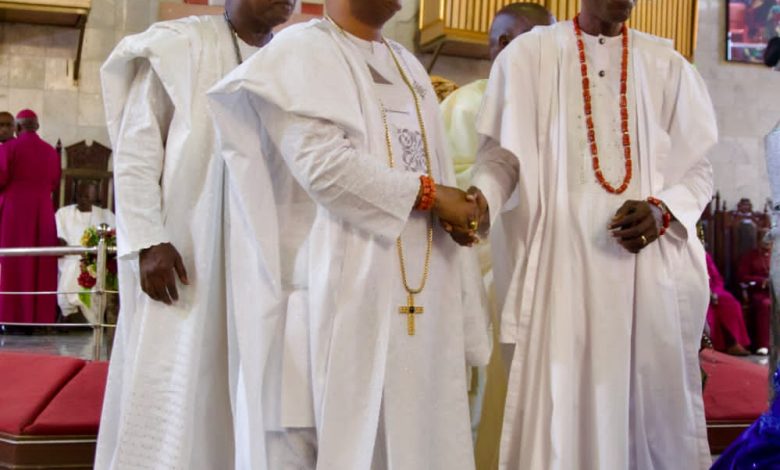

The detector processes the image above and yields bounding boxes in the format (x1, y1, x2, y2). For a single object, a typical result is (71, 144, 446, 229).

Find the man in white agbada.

(207, 0, 490, 468)
(55, 180, 115, 323)
(459, 0, 718, 468)
(95, 0, 293, 468)
(439, 5, 554, 466)
(763, 37, 780, 375)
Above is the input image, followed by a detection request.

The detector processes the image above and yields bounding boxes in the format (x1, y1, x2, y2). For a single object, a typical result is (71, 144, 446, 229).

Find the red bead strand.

(573, 15, 633, 195)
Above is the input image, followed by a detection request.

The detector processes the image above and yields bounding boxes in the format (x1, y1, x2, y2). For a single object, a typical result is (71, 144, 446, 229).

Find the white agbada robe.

(472, 22, 717, 470)
(208, 19, 490, 470)
(765, 121, 780, 373)
(97, 15, 257, 470)
(55, 204, 115, 322)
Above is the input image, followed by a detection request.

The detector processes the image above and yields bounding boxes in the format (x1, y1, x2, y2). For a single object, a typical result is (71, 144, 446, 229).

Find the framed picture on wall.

(727, 0, 780, 63)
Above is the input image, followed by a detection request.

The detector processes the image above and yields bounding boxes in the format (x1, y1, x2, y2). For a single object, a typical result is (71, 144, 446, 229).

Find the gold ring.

(469, 220, 478, 230)
(640, 235, 647, 246)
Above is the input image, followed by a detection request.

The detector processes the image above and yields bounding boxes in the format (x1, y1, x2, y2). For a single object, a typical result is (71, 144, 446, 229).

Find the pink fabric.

(0, 132, 60, 323)
(738, 249, 771, 349)
(706, 253, 751, 351)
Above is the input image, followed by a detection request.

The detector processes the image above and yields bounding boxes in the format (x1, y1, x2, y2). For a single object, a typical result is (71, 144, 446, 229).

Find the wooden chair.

(705, 196, 770, 289)
(58, 140, 113, 210)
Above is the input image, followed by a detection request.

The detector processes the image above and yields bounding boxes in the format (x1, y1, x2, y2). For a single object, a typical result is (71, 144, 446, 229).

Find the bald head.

(0, 112, 13, 143)
(489, 3, 555, 61)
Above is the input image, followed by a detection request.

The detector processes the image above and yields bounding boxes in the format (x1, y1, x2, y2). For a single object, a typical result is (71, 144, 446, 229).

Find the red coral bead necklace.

(573, 14, 633, 195)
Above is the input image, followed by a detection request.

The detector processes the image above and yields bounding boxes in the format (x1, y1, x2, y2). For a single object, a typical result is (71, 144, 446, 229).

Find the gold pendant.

(398, 293, 424, 336)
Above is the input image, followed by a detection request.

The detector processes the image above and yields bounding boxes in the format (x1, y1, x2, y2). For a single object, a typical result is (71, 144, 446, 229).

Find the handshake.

(432, 185, 489, 247)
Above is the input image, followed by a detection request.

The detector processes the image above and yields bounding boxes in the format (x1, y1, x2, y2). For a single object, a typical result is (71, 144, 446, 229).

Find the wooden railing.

(420, 0, 699, 60)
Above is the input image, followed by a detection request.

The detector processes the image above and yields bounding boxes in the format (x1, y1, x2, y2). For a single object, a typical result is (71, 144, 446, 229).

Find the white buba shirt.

(473, 22, 717, 470)
(55, 204, 115, 321)
(96, 15, 256, 470)
(208, 19, 490, 470)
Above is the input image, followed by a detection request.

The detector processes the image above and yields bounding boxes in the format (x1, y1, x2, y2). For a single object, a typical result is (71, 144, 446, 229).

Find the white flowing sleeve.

(54, 208, 66, 241)
(112, 61, 174, 258)
(655, 57, 717, 238)
(472, 137, 520, 226)
(257, 101, 421, 241)
(766, 123, 780, 208)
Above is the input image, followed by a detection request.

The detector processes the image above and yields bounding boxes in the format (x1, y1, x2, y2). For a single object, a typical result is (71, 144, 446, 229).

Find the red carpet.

(0, 352, 108, 469)
(0, 352, 108, 436)
(0, 352, 85, 435)
(25, 361, 109, 435)
(701, 349, 769, 421)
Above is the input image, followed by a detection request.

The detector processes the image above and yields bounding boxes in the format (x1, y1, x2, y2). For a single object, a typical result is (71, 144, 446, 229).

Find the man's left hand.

(609, 200, 661, 254)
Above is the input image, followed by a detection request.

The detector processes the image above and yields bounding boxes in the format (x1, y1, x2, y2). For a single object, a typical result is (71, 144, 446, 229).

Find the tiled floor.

(0, 327, 112, 360)
(0, 328, 771, 369)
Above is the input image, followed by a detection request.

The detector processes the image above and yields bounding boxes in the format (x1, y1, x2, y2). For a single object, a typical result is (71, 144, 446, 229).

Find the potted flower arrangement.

(77, 225, 118, 308)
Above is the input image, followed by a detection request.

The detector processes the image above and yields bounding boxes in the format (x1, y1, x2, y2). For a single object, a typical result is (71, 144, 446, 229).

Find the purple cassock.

(0, 131, 61, 323)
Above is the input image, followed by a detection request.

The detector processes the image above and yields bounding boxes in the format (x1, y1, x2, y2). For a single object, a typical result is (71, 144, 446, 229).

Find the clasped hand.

(609, 200, 662, 254)
(434, 185, 489, 247)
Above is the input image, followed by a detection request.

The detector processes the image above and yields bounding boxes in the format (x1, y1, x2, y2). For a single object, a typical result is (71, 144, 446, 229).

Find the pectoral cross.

(399, 293, 424, 336)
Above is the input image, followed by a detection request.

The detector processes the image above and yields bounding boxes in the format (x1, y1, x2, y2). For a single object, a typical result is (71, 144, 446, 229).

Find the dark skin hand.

(426, 185, 480, 245)
(468, 186, 490, 237)
(609, 200, 661, 254)
(438, 186, 490, 247)
(139, 242, 189, 305)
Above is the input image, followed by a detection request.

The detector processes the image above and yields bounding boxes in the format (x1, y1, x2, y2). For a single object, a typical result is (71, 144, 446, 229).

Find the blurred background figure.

(0, 112, 14, 145)
(55, 180, 115, 324)
(706, 251, 751, 356)
(765, 34, 780, 376)
(739, 236, 773, 355)
(438, 4, 555, 469)
(0, 110, 61, 328)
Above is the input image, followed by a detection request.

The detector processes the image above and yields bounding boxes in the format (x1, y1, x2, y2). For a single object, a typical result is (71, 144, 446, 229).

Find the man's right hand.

(139, 242, 189, 305)
(433, 185, 481, 246)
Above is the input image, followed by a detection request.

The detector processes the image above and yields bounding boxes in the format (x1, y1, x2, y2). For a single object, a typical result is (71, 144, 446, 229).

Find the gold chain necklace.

(381, 40, 435, 337)
(224, 11, 243, 65)
(325, 17, 435, 336)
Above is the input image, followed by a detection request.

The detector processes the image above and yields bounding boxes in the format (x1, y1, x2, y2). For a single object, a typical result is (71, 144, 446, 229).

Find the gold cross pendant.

(399, 293, 424, 336)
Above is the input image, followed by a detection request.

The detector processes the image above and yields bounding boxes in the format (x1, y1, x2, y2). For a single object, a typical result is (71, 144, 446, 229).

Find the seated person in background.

(738, 237, 772, 355)
(55, 180, 115, 323)
(706, 252, 751, 355)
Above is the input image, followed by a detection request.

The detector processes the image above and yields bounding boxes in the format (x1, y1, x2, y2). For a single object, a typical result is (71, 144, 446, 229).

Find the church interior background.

(0, 0, 777, 468)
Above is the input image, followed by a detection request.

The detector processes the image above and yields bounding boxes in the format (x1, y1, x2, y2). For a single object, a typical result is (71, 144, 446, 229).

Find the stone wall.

(0, 0, 161, 148)
(389, 0, 779, 210)
(1, 0, 776, 212)
(696, 0, 777, 209)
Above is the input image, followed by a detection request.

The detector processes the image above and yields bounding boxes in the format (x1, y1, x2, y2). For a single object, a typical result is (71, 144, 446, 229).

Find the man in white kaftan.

(208, 2, 490, 469)
(96, 1, 293, 468)
(55, 181, 115, 323)
(763, 35, 780, 381)
(468, 1, 718, 468)
(439, 5, 555, 467)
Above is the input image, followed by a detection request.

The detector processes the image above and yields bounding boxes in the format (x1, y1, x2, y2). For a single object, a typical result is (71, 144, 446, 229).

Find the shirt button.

(599, 37, 606, 45)
(598, 70, 606, 77)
